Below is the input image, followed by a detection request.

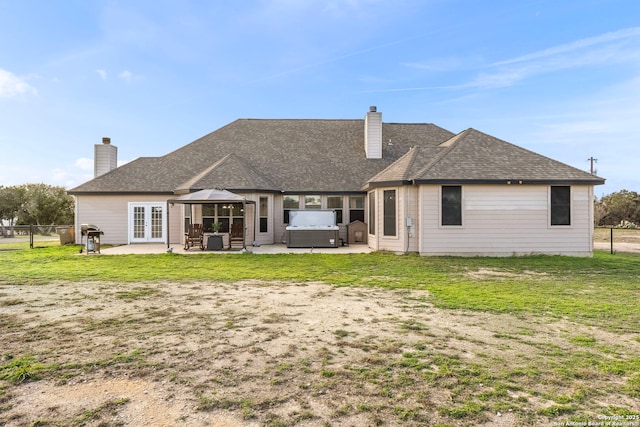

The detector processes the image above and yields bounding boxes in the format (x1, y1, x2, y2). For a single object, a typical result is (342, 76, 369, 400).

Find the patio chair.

(229, 221, 244, 250)
(184, 223, 205, 250)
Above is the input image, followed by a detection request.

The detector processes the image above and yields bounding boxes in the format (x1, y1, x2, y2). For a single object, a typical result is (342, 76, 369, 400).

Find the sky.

(1, 0, 639, 197)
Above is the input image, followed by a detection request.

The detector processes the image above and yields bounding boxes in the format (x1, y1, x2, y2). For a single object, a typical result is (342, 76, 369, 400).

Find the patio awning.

(168, 188, 255, 204)
(166, 189, 255, 251)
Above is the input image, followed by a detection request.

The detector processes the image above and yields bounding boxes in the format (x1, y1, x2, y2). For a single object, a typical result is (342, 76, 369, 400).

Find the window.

(551, 186, 571, 226)
(259, 197, 268, 233)
(442, 186, 462, 226)
(184, 204, 191, 233)
(327, 196, 343, 224)
(349, 195, 365, 223)
(202, 203, 243, 233)
(202, 204, 217, 232)
(383, 190, 396, 236)
(304, 195, 321, 209)
(368, 192, 376, 235)
(283, 195, 299, 224)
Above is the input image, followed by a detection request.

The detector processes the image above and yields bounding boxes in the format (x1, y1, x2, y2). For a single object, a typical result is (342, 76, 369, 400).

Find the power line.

(587, 157, 598, 175)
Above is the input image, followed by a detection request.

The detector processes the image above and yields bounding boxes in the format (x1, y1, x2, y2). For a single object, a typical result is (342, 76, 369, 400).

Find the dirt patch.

(594, 241, 640, 253)
(593, 229, 640, 253)
(464, 268, 548, 280)
(0, 280, 638, 426)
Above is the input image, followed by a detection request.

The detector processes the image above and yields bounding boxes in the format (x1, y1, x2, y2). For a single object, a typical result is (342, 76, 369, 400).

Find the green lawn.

(1, 244, 639, 425)
(1, 243, 639, 333)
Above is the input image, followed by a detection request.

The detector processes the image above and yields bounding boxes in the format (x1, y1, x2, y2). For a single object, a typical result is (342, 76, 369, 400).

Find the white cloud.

(96, 69, 107, 80)
(0, 68, 37, 97)
(492, 27, 640, 67)
(467, 27, 640, 90)
(118, 70, 133, 82)
(51, 168, 89, 189)
(402, 57, 465, 72)
(75, 157, 94, 171)
(386, 27, 640, 93)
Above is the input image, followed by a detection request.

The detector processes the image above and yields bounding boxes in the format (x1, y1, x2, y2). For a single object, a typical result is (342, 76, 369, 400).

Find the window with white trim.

(550, 186, 571, 226)
(349, 195, 365, 223)
(327, 196, 343, 224)
(259, 197, 268, 233)
(383, 190, 396, 236)
(368, 191, 376, 235)
(441, 186, 462, 226)
(283, 195, 299, 224)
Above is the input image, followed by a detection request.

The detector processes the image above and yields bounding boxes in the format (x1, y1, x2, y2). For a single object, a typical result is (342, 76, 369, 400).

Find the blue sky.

(1, 0, 638, 197)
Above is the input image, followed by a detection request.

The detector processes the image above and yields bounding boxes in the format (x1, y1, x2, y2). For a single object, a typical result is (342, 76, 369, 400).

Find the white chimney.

(365, 106, 382, 159)
(94, 137, 118, 177)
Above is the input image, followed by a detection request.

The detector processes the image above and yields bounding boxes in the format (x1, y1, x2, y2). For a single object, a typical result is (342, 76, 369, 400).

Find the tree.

(17, 184, 75, 229)
(0, 185, 26, 236)
(593, 196, 607, 227)
(596, 189, 640, 226)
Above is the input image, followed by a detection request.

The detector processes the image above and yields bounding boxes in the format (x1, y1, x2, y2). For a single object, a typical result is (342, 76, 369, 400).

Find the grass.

(1, 244, 639, 332)
(0, 355, 49, 384)
(1, 244, 639, 425)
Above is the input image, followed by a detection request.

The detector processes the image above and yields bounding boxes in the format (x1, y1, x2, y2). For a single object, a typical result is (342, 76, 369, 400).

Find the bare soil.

(1, 279, 638, 426)
(594, 228, 640, 253)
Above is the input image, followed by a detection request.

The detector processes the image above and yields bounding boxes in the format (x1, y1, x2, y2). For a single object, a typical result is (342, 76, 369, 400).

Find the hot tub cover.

(286, 210, 338, 230)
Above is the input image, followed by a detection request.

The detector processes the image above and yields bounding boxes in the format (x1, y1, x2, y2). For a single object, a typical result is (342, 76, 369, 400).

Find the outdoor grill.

(80, 224, 103, 254)
(286, 210, 339, 248)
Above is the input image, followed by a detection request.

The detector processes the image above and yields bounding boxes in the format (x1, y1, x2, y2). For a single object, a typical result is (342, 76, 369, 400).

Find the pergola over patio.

(167, 189, 255, 250)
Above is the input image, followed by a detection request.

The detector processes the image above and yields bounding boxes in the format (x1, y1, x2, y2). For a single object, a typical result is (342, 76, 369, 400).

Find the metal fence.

(594, 227, 640, 254)
(0, 225, 74, 249)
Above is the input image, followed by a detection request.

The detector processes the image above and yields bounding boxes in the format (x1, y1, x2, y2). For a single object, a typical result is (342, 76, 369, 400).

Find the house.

(68, 107, 605, 256)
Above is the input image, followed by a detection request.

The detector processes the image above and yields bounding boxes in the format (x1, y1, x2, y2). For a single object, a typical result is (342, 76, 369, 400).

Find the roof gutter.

(413, 178, 606, 185)
(362, 180, 412, 191)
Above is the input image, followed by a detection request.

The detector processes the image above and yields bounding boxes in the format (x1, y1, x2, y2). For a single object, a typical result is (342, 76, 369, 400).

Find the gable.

(175, 153, 279, 192)
(414, 129, 605, 184)
(367, 128, 605, 188)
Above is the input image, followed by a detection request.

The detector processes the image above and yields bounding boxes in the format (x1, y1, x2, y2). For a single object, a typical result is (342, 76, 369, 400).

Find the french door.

(129, 202, 165, 243)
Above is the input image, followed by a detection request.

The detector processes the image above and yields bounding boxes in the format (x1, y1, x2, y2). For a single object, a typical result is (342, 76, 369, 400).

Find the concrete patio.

(98, 243, 373, 255)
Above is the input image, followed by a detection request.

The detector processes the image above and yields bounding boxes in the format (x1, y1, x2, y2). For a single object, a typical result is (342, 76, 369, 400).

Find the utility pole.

(587, 157, 598, 175)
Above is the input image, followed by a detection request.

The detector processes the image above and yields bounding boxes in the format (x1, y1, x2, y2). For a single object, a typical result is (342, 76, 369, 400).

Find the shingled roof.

(367, 128, 604, 187)
(69, 118, 604, 195)
(69, 119, 454, 194)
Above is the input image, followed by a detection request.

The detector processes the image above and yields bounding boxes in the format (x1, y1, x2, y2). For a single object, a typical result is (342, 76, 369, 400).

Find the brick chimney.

(365, 106, 382, 159)
(94, 137, 118, 177)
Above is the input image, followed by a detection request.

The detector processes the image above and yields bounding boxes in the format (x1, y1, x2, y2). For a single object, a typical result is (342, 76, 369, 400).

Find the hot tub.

(286, 210, 339, 248)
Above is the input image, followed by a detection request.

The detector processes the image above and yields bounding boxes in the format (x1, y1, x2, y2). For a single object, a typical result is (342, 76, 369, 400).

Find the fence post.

(610, 227, 613, 255)
(30, 224, 34, 249)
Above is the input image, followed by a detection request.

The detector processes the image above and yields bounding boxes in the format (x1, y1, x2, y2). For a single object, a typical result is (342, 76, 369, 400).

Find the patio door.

(129, 202, 165, 243)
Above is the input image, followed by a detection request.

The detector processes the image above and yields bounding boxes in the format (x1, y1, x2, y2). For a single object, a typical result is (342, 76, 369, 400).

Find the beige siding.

(419, 184, 594, 256)
(273, 196, 286, 244)
(93, 144, 117, 177)
(75, 194, 177, 245)
(367, 190, 379, 250)
(248, 195, 274, 246)
(379, 187, 403, 253)
(167, 203, 183, 245)
(405, 186, 420, 252)
(365, 110, 382, 159)
(244, 203, 256, 246)
(368, 187, 416, 253)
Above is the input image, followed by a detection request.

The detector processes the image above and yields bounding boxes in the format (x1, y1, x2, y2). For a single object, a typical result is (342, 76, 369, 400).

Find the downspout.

(166, 200, 170, 250)
(252, 200, 257, 246)
(73, 196, 79, 244)
(405, 186, 410, 254)
(376, 189, 380, 251)
(242, 199, 247, 251)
